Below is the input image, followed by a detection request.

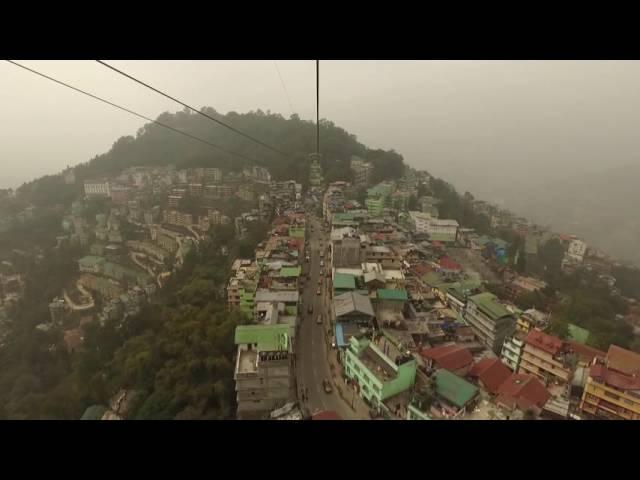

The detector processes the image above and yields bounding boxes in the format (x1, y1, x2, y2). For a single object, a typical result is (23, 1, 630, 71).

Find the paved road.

(295, 214, 359, 420)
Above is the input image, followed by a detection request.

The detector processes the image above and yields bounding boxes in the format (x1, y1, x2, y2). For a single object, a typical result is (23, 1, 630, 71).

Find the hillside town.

(227, 155, 640, 421)
(1, 154, 639, 421)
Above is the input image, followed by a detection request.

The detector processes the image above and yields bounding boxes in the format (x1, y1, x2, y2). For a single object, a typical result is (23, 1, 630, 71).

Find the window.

(604, 391, 620, 401)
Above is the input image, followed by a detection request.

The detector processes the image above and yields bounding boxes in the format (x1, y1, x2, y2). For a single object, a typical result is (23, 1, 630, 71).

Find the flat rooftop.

(238, 349, 258, 374)
(360, 344, 397, 383)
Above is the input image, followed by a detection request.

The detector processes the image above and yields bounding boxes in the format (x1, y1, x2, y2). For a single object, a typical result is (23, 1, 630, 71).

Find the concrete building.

(309, 153, 324, 187)
(350, 156, 373, 187)
(566, 237, 587, 263)
(84, 180, 110, 197)
(518, 329, 574, 399)
(464, 292, 516, 354)
(515, 308, 549, 333)
(234, 324, 293, 420)
(580, 345, 640, 420)
(331, 229, 366, 267)
(227, 259, 259, 317)
(408, 211, 458, 243)
(344, 336, 417, 411)
(48, 297, 67, 323)
(205, 167, 222, 184)
(501, 331, 526, 371)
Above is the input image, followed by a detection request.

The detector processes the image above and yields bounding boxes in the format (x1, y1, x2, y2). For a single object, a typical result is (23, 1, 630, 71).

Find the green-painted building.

(365, 182, 394, 217)
(365, 196, 385, 217)
(344, 336, 417, 410)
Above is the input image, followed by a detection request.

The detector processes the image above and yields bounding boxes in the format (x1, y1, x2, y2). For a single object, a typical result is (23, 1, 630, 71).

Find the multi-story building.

(350, 156, 373, 187)
(331, 228, 366, 267)
(164, 210, 194, 227)
(579, 345, 640, 420)
(243, 166, 272, 183)
(517, 329, 574, 398)
(408, 212, 458, 243)
(204, 168, 222, 184)
(84, 180, 110, 197)
(234, 324, 293, 420)
(344, 336, 417, 412)
(309, 153, 324, 187)
(566, 237, 587, 263)
(109, 185, 130, 205)
(188, 183, 203, 198)
(207, 209, 222, 225)
(505, 276, 548, 301)
(464, 292, 516, 354)
(236, 185, 255, 202)
(515, 309, 549, 333)
(48, 297, 67, 323)
(501, 331, 526, 371)
(227, 259, 260, 317)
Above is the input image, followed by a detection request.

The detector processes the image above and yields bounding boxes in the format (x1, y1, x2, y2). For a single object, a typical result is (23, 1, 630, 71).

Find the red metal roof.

(567, 341, 605, 364)
(312, 410, 342, 420)
(524, 329, 563, 355)
(468, 358, 512, 395)
(421, 344, 473, 372)
(411, 263, 433, 277)
(590, 364, 640, 391)
(439, 257, 462, 271)
(606, 345, 640, 376)
(496, 374, 550, 410)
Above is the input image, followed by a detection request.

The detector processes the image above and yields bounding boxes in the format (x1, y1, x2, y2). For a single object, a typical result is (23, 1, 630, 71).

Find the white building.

(84, 180, 110, 197)
(350, 156, 373, 187)
(408, 211, 459, 243)
(566, 238, 587, 263)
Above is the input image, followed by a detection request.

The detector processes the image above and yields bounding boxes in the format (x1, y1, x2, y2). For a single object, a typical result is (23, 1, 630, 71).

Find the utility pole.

(316, 60, 319, 155)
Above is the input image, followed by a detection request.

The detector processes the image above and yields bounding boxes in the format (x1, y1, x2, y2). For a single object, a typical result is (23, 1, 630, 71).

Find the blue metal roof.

(335, 323, 348, 348)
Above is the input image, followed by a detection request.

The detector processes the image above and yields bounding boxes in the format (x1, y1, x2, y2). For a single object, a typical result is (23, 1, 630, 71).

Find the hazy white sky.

(2, 60, 640, 195)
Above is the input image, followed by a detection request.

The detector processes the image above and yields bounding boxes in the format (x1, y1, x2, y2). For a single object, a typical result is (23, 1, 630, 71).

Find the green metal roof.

(234, 324, 290, 351)
(468, 292, 512, 321)
(421, 272, 446, 287)
(279, 266, 301, 278)
(377, 289, 408, 301)
(434, 369, 478, 408)
(78, 255, 105, 266)
(429, 232, 457, 243)
(334, 273, 356, 290)
(568, 323, 590, 345)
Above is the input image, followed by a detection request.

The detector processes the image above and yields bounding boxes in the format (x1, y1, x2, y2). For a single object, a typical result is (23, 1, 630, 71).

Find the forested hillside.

(15, 109, 405, 208)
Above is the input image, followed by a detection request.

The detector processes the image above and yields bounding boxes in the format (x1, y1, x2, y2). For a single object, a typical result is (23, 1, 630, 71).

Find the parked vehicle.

(316, 288, 321, 295)
(316, 315, 322, 325)
(323, 379, 333, 394)
(308, 304, 313, 314)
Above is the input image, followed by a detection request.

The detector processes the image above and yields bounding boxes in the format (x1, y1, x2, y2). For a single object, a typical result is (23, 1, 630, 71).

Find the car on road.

(322, 379, 333, 394)
(316, 287, 321, 295)
(316, 315, 322, 325)
(307, 304, 313, 314)
(318, 278, 322, 285)
(320, 260, 324, 267)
